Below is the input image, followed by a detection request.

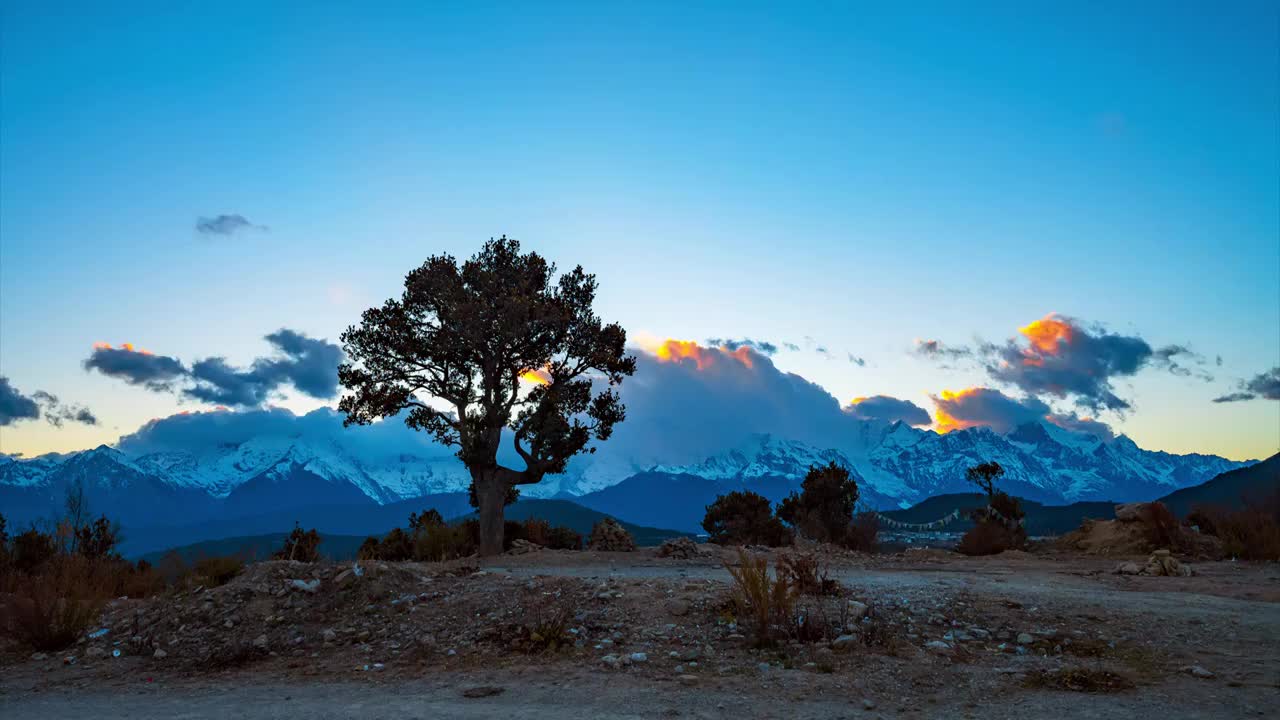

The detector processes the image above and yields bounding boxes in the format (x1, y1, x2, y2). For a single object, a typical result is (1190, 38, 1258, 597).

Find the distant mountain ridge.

(1, 418, 1256, 547)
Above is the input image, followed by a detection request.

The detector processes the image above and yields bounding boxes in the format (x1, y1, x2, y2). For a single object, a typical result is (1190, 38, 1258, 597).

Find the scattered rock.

(85, 647, 106, 659)
(1115, 562, 1142, 575)
(924, 641, 952, 655)
(587, 518, 636, 552)
(334, 569, 357, 589)
(253, 634, 269, 650)
(289, 579, 320, 594)
(601, 654, 621, 668)
(847, 600, 869, 623)
(832, 634, 859, 651)
(322, 629, 337, 643)
(153, 649, 167, 659)
(677, 674, 698, 686)
(507, 539, 543, 555)
(629, 652, 648, 663)
(1016, 633, 1034, 645)
(30, 653, 48, 661)
(1183, 665, 1215, 679)
(862, 698, 877, 710)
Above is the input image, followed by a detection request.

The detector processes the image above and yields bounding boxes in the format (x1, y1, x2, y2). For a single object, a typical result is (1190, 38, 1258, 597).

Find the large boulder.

(587, 518, 636, 552)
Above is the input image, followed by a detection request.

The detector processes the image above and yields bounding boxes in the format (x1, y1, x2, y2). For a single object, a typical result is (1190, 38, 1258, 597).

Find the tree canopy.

(338, 237, 635, 554)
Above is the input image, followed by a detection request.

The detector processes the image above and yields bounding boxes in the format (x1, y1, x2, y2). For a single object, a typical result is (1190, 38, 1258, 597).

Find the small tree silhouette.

(339, 237, 636, 555)
(965, 461, 1005, 499)
(777, 461, 860, 543)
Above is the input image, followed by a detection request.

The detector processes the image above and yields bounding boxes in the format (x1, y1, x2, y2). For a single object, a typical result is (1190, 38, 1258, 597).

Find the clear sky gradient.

(2, 2, 1277, 460)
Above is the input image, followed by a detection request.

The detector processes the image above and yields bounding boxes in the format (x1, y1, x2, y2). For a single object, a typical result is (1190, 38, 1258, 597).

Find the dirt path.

(3, 552, 1277, 719)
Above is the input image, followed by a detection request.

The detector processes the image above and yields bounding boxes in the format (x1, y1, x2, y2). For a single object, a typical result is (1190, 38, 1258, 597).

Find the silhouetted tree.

(338, 237, 636, 556)
(965, 461, 1005, 498)
(407, 509, 445, 534)
(777, 461, 860, 543)
(702, 491, 792, 547)
(74, 515, 121, 560)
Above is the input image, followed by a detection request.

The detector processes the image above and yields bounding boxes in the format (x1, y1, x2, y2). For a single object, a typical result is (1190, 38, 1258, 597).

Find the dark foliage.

(12, 527, 57, 574)
(193, 556, 244, 586)
(844, 511, 880, 552)
(702, 490, 792, 547)
(1189, 490, 1280, 560)
(545, 525, 583, 550)
(965, 461, 1005, 497)
(957, 521, 1018, 556)
(273, 522, 322, 562)
(338, 237, 637, 555)
(408, 509, 445, 533)
(778, 552, 840, 596)
(73, 515, 121, 560)
(776, 461, 859, 544)
(0, 555, 110, 651)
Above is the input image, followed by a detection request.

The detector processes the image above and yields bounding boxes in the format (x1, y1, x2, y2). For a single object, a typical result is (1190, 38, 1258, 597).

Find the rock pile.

(657, 537, 699, 559)
(587, 518, 636, 552)
(1115, 549, 1193, 577)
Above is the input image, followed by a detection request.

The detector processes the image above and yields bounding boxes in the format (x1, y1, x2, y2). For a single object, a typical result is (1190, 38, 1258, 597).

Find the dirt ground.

(2, 546, 1277, 719)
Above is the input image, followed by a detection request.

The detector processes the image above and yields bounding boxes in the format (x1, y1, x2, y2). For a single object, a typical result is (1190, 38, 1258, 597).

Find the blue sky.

(2, 1, 1277, 460)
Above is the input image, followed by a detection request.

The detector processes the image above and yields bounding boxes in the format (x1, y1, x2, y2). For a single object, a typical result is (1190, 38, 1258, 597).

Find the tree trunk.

(475, 470, 507, 557)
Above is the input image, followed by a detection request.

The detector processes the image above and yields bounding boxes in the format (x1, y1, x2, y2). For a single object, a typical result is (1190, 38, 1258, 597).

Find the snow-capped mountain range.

(1, 418, 1254, 539)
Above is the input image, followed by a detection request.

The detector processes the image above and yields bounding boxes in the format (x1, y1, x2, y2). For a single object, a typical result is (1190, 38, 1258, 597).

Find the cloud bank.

(0, 377, 96, 428)
(0, 377, 41, 426)
(845, 395, 931, 426)
(1212, 367, 1280, 403)
(84, 330, 342, 408)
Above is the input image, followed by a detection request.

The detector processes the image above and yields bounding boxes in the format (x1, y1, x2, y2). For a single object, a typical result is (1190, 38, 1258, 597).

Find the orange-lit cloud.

(520, 367, 552, 385)
(1017, 315, 1074, 357)
(931, 387, 1050, 434)
(93, 342, 154, 356)
(650, 339, 755, 370)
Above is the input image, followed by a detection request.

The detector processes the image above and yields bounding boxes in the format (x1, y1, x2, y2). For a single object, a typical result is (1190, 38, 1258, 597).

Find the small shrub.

(73, 515, 121, 560)
(522, 518, 552, 546)
(703, 491, 792, 547)
(957, 521, 1014, 556)
(724, 548, 796, 646)
(1, 555, 110, 651)
(1189, 497, 1280, 561)
(545, 525, 582, 550)
(273, 522, 322, 562)
(413, 523, 478, 562)
(778, 552, 840, 596)
(377, 527, 415, 561)
(193, 556, 244, 586)
(1144, 502, 1188, 553)
(155, 550, 190, 585)
(358, 537, 381, 561)
(844, 511, 879, 552)
(408, 509, 445, 534)
(11, 528, 57, 574)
